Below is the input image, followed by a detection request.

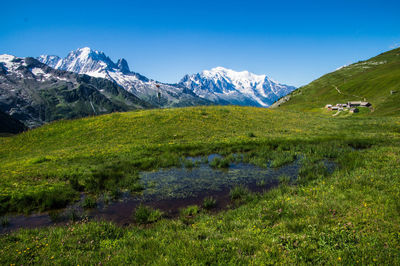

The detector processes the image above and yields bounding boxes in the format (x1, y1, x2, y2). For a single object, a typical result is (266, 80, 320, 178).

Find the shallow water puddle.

(0, 157, 335, 233)
(139, 161, 300, 201)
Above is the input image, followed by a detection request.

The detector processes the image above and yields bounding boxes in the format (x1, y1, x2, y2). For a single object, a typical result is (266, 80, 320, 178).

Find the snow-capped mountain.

(0, 54, 149, 127)
(38, 48, 210, 107)
(38, 48, 130, 77)
(179, 67, 296, 107)
(38, 48, 295, 107)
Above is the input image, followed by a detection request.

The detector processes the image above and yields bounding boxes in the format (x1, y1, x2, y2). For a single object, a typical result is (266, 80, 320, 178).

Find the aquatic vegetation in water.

(256, 180, 267, 187)
(230, 185, 250, 201)
(180, 205, 200, 217)
(209, 156, 230, 169)
(0, 216, 9, 228)
(133, 205, 163, 224)
(203, 196, 217, 210)
(82, 196, 97, 209)
(139, 159, 302, 201)
(278, 175, 291, 185)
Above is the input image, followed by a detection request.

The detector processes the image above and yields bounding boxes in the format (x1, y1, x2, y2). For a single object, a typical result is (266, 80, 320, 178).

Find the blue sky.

(1, 0, 399, 86)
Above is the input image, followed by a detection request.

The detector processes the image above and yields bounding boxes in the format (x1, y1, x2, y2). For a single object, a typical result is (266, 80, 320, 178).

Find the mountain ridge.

(38, 48, 296, 108)
(179, 66, 296, 107)
(38, 47, 211, 107)
(0, 54, 151, 127)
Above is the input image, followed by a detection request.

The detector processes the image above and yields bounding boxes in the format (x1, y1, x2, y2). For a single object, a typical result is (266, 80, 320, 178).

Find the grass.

(0, 216, 9, 228)
(81, 196, 97, 209)
(256, 179, 267, 187)
(279, 47, 400, 116)
(230, 185, 250, 201)
(0, 105, 399, 264)
(209, 156, 230, 169)
(278, 175, 291, 185)
(180, 205, 200, 217)
(203, 196, 217, 210)
(1, 143, 399, 264)
(133, 205, 163, 224)
(269, 150, 297, 168)
(0, 106, 396, 216)
(3, 105, 391, 214)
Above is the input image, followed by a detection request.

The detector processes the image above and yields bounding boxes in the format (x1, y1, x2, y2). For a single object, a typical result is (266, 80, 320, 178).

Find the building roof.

(348, 101, 371, 106)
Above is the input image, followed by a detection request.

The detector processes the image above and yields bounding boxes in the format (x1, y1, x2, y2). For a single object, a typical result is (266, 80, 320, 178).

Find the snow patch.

(31, 68, 45, 76)
(0, 54, 17, 69)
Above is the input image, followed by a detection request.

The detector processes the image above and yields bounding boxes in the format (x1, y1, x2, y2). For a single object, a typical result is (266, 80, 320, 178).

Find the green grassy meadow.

(0, 105, 400, 264)
(280, 48, 400, 116)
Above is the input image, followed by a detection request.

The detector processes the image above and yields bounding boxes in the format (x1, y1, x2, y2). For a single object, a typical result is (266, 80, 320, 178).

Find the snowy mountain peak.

(0, 54, 16, 62)
(68, 47, 109, 62)
(179, 67, 296, 107)
(38, 47, 132, 79)
(37, 48, 209, 107)
(204, 66, 267, 84)
(36, 48, 295, 108)
(38, 55, 62, 69)
(0, 55, 17, 74)
(77, 46, 92, 53)
(0, 54, 30, 74)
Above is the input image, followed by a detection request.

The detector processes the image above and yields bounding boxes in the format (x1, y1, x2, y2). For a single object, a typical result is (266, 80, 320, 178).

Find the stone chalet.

(347, 101, 371, 107)
(325, 101, 371, 111)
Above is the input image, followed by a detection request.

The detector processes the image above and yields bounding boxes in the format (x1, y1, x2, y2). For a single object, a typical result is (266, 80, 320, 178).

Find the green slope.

(279, 48, 400, 115)
(0, 106, 399, 264)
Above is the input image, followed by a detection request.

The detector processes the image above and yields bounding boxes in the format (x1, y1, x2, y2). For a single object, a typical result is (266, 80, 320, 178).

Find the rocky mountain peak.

(117, 58, 130, 73)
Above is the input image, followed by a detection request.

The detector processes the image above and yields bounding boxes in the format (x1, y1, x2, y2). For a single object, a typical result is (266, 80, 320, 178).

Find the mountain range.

(38, 47, 211, 108)
(0, 47, 296, 129)
(38, 47, 296, 107)
(180, 67, 296, 107)
(0, 54, 150, 127)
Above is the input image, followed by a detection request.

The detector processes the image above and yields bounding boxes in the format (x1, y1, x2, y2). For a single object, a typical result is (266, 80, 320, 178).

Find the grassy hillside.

(0, 106, 400, 264)
(279, 48, 400, 115)
(0, 106, 397, 213)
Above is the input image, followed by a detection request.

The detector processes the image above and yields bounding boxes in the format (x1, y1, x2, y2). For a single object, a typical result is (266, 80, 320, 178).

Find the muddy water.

(0, 157, 335, 234)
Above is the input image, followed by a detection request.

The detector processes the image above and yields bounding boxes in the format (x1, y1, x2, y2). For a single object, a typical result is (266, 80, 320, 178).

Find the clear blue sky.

(1, 0, 399, 87)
